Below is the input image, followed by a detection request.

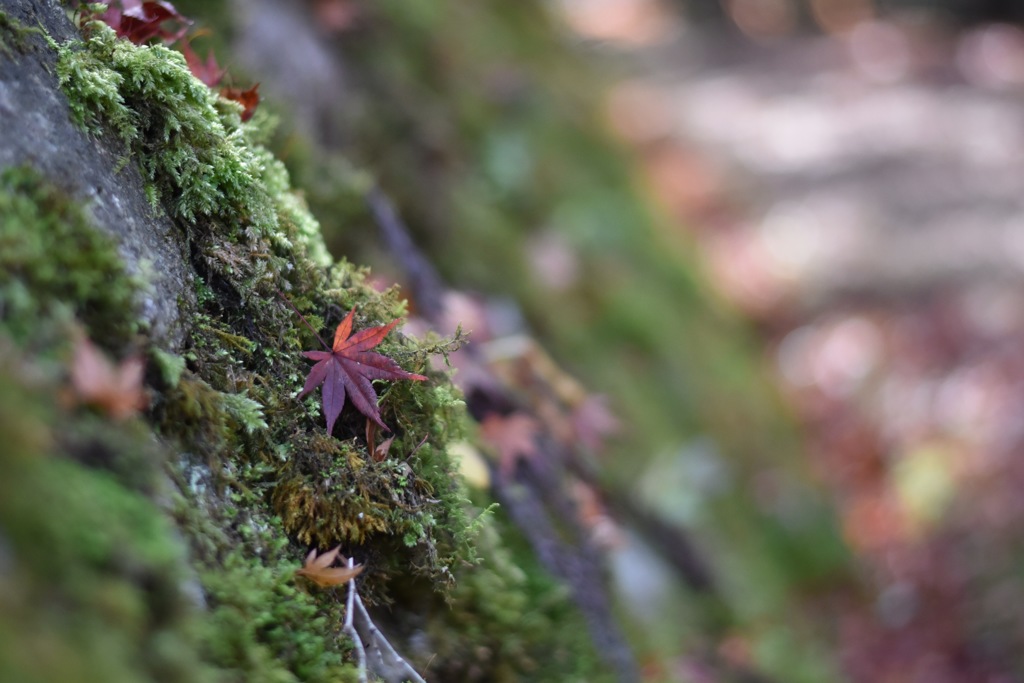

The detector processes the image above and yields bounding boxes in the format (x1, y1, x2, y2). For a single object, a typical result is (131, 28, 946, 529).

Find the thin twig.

(343, 558, 368, 683)
(405, 433, 430, 462)
(352, 589, 427, 683)
(341, 557, 428, 683)
(365, 186, 445, 324)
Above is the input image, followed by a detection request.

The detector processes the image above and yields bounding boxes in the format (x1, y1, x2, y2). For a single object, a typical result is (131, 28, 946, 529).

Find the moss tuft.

(0, 165, 139, 350)
(58, 23, 269, 229)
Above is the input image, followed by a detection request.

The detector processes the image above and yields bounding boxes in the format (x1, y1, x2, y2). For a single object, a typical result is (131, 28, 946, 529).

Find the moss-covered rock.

(0, 3, 617, 681)
(0, 338, 218, 683)
(0, 166, 139, 349)
(53, 13, 474, 589)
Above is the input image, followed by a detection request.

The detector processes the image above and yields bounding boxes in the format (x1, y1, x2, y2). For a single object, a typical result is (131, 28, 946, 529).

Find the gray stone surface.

(0, 0, 194, 349)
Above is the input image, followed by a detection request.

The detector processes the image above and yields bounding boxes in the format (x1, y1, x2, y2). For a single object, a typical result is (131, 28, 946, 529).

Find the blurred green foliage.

(273, 0, 854, 678)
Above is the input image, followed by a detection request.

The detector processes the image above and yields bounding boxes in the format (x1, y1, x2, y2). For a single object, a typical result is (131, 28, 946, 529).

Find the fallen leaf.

(180, 39, 225, 87)
(220, 83, 260, 122)
(365, 419, 395, 461)
(366, 418, 378, 454)
(296, 545, 364, 588)
(374, 435, 396, 462)
(95, 0, 192, 45)
(70, 332, 147, 420)
(479, 412, 539, 477)
(299, 308, 427, 434)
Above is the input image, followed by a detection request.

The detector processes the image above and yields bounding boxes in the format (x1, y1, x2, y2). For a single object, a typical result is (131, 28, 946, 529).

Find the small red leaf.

(298, 308, 427, 434)
(373, 436, 395, 462)
(220, 84, 260, 122)
(180, 40, 225, 87)
(70, 331, 148, 420)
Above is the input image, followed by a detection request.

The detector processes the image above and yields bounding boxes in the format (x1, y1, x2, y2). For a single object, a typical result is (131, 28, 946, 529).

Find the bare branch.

(342, 557, 427, 683)
(343, 558, 368, 683)
(366, 186, 445, 324)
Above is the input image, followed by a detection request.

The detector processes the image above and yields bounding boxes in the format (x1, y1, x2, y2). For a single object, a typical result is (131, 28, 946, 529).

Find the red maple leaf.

(299, 308, 427, 434)
(94, 1, 192, 45)
(220, 84, 260, 122)
(180, 40, 225, 87)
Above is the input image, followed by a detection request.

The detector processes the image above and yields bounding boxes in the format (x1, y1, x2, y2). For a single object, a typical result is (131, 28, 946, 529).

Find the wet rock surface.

(0, 0, 194, 349)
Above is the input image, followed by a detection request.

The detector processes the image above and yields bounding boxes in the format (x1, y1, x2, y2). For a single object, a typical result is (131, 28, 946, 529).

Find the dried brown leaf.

(220, 83, 260, 122)
(295, 545, 364, 588)
(70, 332, 147, 420)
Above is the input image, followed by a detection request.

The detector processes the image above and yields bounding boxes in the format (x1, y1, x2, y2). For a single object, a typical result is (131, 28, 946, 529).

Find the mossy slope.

(0, 9, 610, 683)
(252, 0, 849, 679)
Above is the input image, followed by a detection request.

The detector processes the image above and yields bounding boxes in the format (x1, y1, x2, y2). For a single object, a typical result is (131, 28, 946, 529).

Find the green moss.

(53, 6, 482, 602)
(427, 512, 613, 682)
(27, 8, 630, 680)
(151, 347, 187, 388)
(57, 23, 266, 229)
(0, 340, 365, 683)
(0, 166, 139, 350)
(193, 527, 359, 683)
(0, 354, 217, 683)
(55, 22, 332, 272)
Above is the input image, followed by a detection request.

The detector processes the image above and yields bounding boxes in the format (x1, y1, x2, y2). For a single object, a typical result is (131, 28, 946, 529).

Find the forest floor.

(562, 4, 1024, 681)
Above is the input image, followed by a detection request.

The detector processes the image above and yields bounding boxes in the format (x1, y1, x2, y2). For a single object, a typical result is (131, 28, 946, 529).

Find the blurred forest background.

(556, 2, 1024, 682)
(193, 0, 1024, 679)
(6, 0, 1024, 681)
(125, 0, 1024, 679)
